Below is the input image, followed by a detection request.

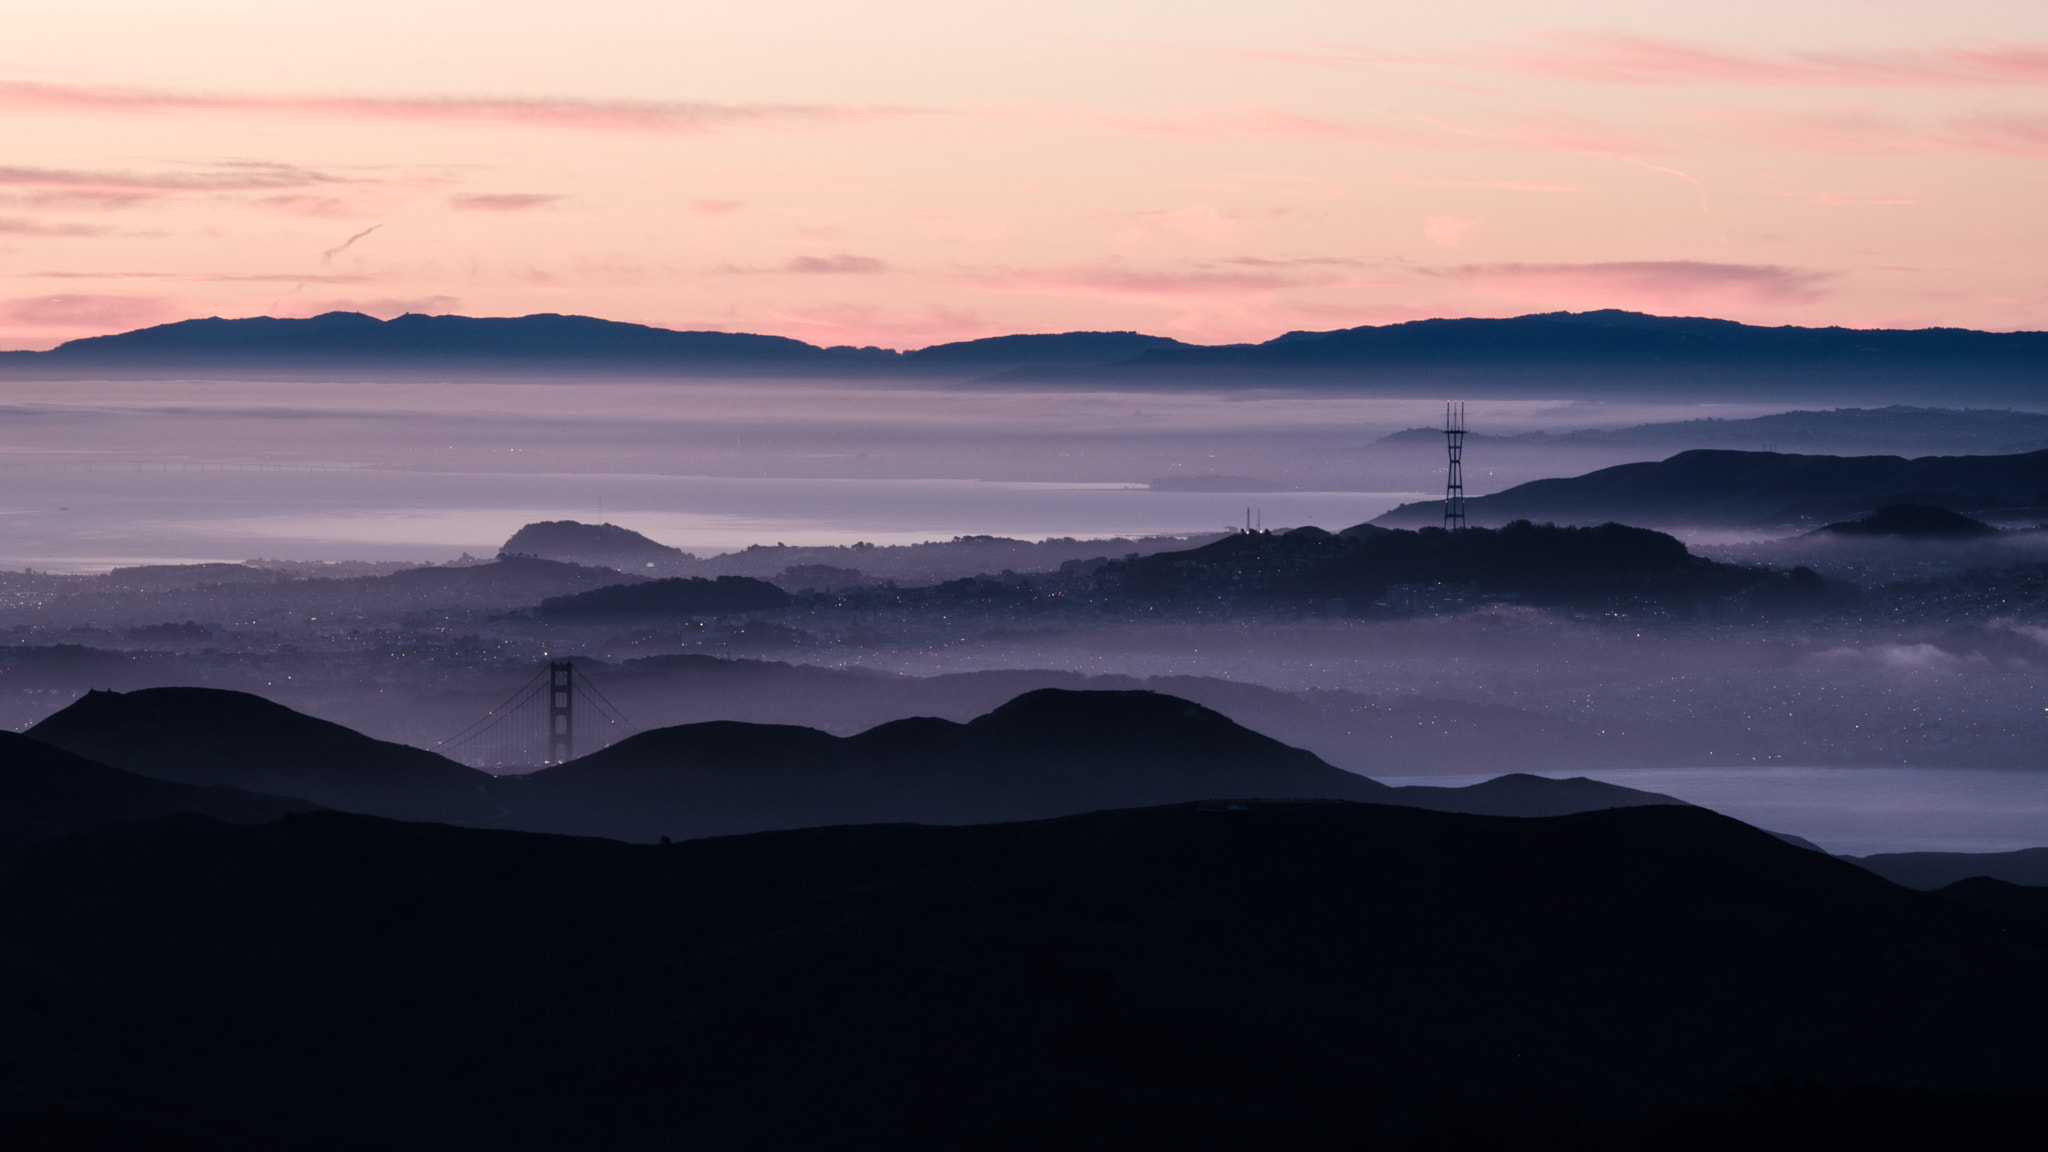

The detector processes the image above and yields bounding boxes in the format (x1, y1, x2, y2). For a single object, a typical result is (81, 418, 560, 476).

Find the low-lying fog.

(5, 370, 2047, 854)
(0, 374, 1805, 570)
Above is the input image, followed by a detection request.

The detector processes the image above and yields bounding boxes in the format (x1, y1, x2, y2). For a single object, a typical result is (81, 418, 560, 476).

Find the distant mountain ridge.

(6, 308, 2045, 394)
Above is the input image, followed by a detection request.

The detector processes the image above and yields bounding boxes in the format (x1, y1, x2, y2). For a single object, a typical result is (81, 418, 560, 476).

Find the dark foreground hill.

(3, 802, 2047, 1149)
(1099, 519, 1792, 611)
(27, 688, 496, 823)
(496, 689, 1686, 841)
(1373, 447, 2048, 530)
(20, 685, 1686, 838)
(1849, 846, 2048, 890)
(0, 731, 317, 854)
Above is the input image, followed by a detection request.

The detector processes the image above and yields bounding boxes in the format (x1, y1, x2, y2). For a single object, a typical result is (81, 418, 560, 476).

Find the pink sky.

(3, 0, 2045, 350)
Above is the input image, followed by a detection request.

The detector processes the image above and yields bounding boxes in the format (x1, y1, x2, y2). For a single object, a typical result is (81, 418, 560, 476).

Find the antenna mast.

(1443, 401, 1467, 531)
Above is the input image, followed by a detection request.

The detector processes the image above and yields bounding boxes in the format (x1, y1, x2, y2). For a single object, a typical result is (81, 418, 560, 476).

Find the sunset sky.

(4, 0, 2046, 350)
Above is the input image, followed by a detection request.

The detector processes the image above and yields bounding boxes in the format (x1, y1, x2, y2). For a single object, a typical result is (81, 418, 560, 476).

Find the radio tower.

(1442, 401, 1467, 531)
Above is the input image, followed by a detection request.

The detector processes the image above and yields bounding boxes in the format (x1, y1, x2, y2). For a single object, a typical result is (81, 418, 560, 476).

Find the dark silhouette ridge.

(1101, 518, 1774, 609)
(495, 688, 1685, 842)
(7, 308, 2047, 396)
(537, 574, 790, 618)
(1814, 503, 2000, 538)
(1931, 876, 2048, 936)
(2, 802, 2045, 1149)
(900, 330, 1190, 369)
(1849, 846, 2048, 890)
(0, 731, 318, 854)
(26, 688, 495, 823)
(14, 684, 1684, 838)
(1372, 447, 2048, 529)
(983, 309, 2048, 395)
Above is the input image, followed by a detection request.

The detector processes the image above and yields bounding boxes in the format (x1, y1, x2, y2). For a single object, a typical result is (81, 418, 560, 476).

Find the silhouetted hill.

(900, 330, 1190, 371)
(1815, 503, 2000, 538)
(1848, 846, 2048, 890)
(26, 688, 496, 823)
(499, 520, 692, 572)
(498, 688, 1385, 839)
(1380, 771, 1686, 817)
(1373, 448, 2048, 529)
(0, 731, 317, 854)
(31, 311, 845, 370)
(986, 309, 2048, 397)
(2, 802, 2045, 1148)
(1100, 519, 1777, 610)
(1931, 876, 2048, 937)
(10, 312, 1195, 380)
(537, 574, 789, 618)
(495, 689, 1683, 842)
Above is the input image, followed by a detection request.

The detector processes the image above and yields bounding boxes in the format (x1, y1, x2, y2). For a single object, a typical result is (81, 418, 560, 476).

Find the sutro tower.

(1442, 401, 1467, 531)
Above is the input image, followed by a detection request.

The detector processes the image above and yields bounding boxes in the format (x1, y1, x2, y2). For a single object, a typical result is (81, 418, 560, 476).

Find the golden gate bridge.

(435, 661, 639, 770)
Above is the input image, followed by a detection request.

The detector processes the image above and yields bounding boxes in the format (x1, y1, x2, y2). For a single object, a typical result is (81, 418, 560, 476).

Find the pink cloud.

(690, 199, 743, 215)
(450, 193, 563, 212)
(0, 162, 344, 195)
(253, 195, 360, 217)
(783, 255, 887, 274)
(273, 295, 459, 319)
(0, 293, 174, 328)
(980, 264, 1339, 306)
(32, 271, 373, 283)
(1685, 106, 2048, 158)
(1434, 260, 1831, 312)
(762, 303, 989, 347)
(1422, 215, 1481, 248)
(1414, 180, 1581, 192)
(1115, 204, 1237, 248)
(1499, 34, 2048, 89)
(1058, 105, 1414, 145)
(0, 217, 106, 237)
(0, 80, 919, 134)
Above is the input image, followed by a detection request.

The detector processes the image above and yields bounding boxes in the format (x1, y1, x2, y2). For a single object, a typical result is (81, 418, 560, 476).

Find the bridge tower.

(548, 660, 575, 763)
(1442, 401, 1467, 531)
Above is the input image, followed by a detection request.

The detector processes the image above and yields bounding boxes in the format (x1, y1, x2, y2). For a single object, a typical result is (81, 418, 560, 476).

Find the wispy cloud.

(1496, 34, 2048, 89)
(0, 217, 107, 237)
(32, 271, 373, 283)
(1421, 215, 1481, 248)
(980, 263, 1339, 304)
(783, 255, 887, 274)
(0, 162, 344, 192)
(450, 193, 563, 212)
(273, 295, 459, 319)
(1413, 179, 1582, 192)
(320, 224, 383, 264)
(1051, 104, 1415, 145)
(0, 79, 923, 134)
(1431, 260, 1832, 311)
(0, 293, 174, 328)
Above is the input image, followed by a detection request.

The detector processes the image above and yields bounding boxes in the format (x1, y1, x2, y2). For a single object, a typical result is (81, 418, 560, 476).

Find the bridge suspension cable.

(434, 661, 639, 771)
